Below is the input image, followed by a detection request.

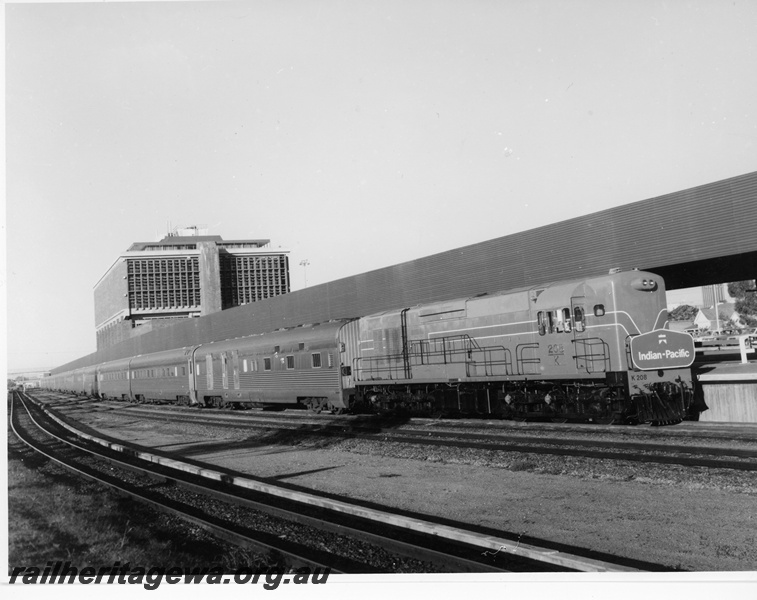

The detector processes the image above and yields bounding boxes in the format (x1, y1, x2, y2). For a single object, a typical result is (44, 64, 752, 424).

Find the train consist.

(42, 269, 696, 425)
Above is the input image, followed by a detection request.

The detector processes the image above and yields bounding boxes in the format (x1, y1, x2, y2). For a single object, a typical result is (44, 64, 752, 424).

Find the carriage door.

(205, 355, 214, 390)
(187, 348, 198, 404)
(221, 352, 229, 390)
(231, 350, 240, 390)
(338, 320, 361, 396)
(571, 296, 589, 372)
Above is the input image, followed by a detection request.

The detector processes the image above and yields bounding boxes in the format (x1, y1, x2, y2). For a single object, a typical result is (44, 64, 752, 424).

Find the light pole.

(714, 300, 723, 333)
(300, 259, 310, 288)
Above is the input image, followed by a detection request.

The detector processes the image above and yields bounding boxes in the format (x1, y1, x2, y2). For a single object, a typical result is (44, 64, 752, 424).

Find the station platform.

(696, 362, 757, 423)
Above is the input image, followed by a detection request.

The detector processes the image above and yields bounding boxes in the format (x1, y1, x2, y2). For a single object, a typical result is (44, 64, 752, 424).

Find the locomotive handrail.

(515, 343, 540, 375)
(355, 334, 513, 381)
(573, 337, 610, 373)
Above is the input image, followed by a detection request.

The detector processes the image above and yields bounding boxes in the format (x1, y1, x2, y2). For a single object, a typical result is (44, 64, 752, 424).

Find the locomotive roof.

(362, 270, 647, 317)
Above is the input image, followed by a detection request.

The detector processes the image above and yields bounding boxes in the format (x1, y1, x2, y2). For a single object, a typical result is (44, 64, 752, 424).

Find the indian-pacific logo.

(630, 329, 696, 370)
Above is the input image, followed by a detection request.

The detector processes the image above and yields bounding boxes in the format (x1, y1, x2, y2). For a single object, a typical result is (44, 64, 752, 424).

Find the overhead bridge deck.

(54, 171, 757, 374)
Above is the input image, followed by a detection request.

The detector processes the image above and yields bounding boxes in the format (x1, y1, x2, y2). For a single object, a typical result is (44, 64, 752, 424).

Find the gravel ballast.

(45, 400, 757, 572)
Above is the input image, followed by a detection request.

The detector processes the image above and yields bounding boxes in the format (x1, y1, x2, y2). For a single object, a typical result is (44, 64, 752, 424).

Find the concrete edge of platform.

(698, 373, 757, 382)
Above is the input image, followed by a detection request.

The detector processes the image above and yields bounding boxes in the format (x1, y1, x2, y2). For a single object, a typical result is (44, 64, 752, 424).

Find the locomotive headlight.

(631, 278, 658, 291)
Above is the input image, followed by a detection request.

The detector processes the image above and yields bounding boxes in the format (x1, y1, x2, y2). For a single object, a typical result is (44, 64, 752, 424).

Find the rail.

(9, 391, 344, 573)
(15, 391, 646, 572)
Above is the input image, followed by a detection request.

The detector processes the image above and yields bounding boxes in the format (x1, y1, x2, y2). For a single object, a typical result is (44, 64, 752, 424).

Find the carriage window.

(264, 358, 272, 371)
(312, 353, 322, 368)
(574, 306, 585, 332)
(594, 304, 605, 317)
(299, 343, 305, 351)
(242, 359, 248, 373)
(286, 355, 295, 370)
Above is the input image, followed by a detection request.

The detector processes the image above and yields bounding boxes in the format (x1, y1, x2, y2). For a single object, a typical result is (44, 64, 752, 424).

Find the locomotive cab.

(597, 270, 695, 424)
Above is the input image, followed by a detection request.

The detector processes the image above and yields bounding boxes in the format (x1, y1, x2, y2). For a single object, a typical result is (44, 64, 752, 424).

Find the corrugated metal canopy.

(54, 170, 757, 374)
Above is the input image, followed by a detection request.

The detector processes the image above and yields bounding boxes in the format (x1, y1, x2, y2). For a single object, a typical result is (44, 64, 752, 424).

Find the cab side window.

(573, 306, 585, 332)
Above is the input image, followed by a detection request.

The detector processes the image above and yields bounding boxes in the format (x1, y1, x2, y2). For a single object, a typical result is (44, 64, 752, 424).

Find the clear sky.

(5, 0, 757, 372)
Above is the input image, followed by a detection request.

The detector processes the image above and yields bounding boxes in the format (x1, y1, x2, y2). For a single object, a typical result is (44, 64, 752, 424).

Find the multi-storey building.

(94, 228, 290, 350)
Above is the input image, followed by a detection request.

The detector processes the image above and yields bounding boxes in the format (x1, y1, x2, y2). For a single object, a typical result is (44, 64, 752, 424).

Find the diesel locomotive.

(41, 269, 696, 425)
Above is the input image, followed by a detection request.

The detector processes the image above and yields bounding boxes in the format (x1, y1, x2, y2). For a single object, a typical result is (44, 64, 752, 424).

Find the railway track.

(11, 391, 661, 573)
(42, 393, 757, 473)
